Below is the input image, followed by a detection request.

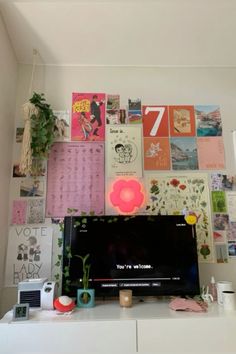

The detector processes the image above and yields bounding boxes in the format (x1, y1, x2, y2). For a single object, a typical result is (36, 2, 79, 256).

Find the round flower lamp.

(109, 179, 144, 214)
(54, 296, 76, 312)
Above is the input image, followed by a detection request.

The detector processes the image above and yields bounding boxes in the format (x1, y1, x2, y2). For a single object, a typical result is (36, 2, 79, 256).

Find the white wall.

(0, 12, 18, 317)
(2, 63, 236, 314)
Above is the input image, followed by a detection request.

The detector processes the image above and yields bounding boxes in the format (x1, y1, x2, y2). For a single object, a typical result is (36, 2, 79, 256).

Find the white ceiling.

(1, 0, 236, 66)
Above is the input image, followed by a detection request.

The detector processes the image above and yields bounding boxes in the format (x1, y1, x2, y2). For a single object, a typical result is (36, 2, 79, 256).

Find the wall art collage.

(5, 92, 236, 287)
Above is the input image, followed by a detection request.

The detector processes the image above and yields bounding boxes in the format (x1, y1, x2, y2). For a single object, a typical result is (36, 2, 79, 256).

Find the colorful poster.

(27, 199, 45, 224)
(71, 93, 105, 141)
(142, 106, 169, 137)
(53, 110, 70, 142)
(106, 125, 142, 177)
(169, 105, 195, 137)
(197, 137, 225, 169)
(4, 225, 52, 287)
(195, 105, 222, 137)
(170, 137, 198, 170)
(46, 142, 105, 217)
(211, 191, 227, 213)
(145, 173, 213, 262)
(11, 200, 27, 225)
(107, 94, 120, 110)
(226, 192, 236, 222)
(143, 137, 170, 170)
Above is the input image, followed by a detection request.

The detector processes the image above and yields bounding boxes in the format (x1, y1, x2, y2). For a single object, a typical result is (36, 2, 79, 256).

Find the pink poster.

(11, 200, 27, 224)
(197, 137, 225, 169)
(71, 93, 105, 141)
(46, 142, 105, 217)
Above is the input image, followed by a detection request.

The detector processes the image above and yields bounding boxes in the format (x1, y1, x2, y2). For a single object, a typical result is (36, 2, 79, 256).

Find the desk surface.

(1, 299, 234, 324)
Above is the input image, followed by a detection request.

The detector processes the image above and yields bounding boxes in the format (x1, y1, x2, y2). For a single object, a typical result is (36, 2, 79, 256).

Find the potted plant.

(75, 253, 95, 308)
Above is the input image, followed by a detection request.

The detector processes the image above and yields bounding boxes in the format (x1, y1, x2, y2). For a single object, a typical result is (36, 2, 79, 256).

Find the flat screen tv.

(62, 215, 200, 298)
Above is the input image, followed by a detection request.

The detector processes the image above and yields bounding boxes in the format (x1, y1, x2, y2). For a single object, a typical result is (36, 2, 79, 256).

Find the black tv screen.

(62, 215, 200, 298)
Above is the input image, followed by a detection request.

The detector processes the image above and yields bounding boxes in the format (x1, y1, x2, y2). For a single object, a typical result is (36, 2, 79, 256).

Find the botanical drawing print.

(145, 174, 213, 263)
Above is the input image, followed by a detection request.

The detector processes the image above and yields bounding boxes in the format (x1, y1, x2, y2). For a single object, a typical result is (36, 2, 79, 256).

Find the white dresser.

(0, 299, 235, 353)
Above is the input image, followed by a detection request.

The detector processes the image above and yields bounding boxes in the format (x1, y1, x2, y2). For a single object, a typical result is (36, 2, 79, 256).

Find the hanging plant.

(19, 92, 58, 176)
(30, 92, 57, 159)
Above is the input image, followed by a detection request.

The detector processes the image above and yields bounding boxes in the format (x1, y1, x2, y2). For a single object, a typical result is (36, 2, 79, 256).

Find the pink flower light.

(110, 179, 144, 213)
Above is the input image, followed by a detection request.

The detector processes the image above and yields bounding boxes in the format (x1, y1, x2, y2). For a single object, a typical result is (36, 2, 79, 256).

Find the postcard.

(197, 137, 225, 169)
(11, 200, 27, 225)
(211, 191, 227, 213)
(215, 244, 228, 263)
(227, 192, 236, 222)
(20, 179, 44, 198)
(143, 137, 171, 170)
(211, 174, 236, 191)
(16, 128, 24, 143)
(213, 213, 229, 231)
(71, 93, 105, 141)
(128, 98, 141, 111)
(170, 137, 198, 170)
(195, 105, 222, 136)
(27, 199, 45, 224)
(128, 110, 142, 124)
(169, 105, 195, 137)
(142, 106, 169, 137)
(53, 110, 70, 142)
(106, 110, 120, 124)
(227, 222, 236, 241)
(107, 94, 120, 110)
(213, 231, 226, 243)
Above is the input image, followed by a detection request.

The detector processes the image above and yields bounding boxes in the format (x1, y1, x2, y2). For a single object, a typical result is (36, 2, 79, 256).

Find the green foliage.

(29, 92, 57, 160)
(75, 254, 91, 289)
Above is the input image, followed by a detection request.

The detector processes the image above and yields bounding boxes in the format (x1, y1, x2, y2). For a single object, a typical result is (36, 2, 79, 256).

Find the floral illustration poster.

(71, 93, 105, 141)
(143, 137, 170, 170)
(145, 173, 213, 262)
(5, 225, 52, 287)
(106, 125, 142, 177)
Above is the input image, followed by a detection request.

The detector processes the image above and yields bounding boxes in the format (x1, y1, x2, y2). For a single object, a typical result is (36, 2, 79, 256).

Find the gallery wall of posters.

(6, 93, 231, 289)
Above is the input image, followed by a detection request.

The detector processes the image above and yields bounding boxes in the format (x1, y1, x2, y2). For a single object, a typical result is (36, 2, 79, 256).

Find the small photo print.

(227, 222, 236, 241)
(20, 179, 44, 197)
(106, 110, 120, 124)
(53, 110, 70, 141)
(16, 128, 24, 143)
(13, 163, 26, 178)
(195, 105, 222, 137)
(128, 110, 142, 124)
(128, 98, 141, 111)
(213, 213, 229, 231)
(215, 244, 228, 263)
(228, 242, 236, 257)
(213, 230, 226, 243)
(107, 95, 120, 110)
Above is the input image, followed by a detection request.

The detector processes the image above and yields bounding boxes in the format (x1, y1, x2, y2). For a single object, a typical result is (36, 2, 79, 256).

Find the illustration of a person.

(90, 95, 104, 136)
(23, 245, 28, 261)
(34, 245, 41, 262)
(17, 244, 25, 261)
(124, 144, 132, 163)
(28, 236, 37, 262)
(78, 112, 93, 140)
(115, 144, 125, 163)
(27, 180, 40, 196)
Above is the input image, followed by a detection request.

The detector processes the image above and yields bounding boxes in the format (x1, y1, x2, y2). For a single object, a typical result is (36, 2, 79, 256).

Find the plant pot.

(77, 289, 95, 308)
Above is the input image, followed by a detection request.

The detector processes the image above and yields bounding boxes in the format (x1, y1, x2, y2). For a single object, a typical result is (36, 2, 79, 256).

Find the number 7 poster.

(142, 106, 169, 137)
(106, 126, 143, 177)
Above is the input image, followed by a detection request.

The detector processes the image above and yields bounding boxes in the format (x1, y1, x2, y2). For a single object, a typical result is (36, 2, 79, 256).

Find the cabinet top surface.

(1, 299, 235, 324)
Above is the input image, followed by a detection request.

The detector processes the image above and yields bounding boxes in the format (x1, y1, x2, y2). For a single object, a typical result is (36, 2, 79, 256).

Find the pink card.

(12, 200, 27, 224)
(71, 93, 105, 141)
(46, 142, 105, 217)
(197, 137, 225, 169)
